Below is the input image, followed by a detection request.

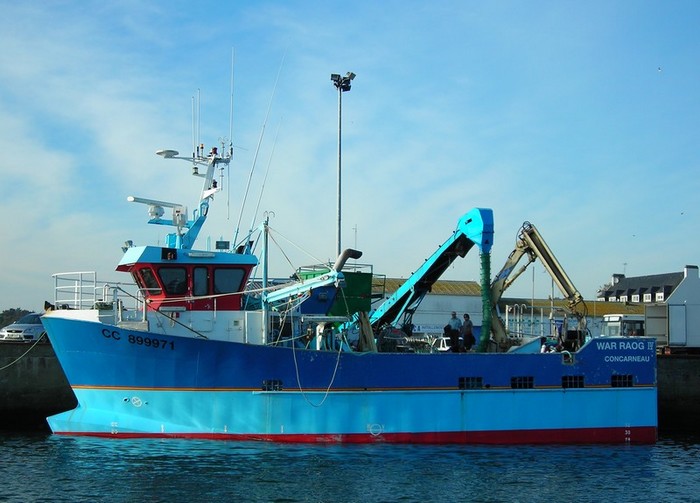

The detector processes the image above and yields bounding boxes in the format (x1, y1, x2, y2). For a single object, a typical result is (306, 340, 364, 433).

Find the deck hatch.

(459, 377, 483, 389)
(562, 375, 585, 388)
(611, 374, 634, 387)
(262, 379, 283, 391)
(510, 376, 534, 389)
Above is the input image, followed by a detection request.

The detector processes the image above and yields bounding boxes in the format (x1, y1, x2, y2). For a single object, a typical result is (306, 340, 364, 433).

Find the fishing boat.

(42, 134, 657, 444)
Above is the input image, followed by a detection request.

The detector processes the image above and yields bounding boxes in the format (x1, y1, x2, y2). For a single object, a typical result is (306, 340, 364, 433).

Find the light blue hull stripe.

(49, 387, 657, 436)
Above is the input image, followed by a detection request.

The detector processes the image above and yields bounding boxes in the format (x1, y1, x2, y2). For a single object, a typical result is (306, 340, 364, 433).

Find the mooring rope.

(0, 333, 48, 371)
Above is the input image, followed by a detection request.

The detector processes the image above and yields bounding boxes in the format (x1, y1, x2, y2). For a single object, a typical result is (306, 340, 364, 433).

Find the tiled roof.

(378, 278, 644, 315)
(599, 272, 684, 298)
(500, 297, 644, 316)
(378, 278, 482, 296)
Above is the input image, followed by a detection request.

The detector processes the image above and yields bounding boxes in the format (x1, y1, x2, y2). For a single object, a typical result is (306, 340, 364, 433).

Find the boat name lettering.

(604, 355, 651, 362)
(595, 340, 653, 351)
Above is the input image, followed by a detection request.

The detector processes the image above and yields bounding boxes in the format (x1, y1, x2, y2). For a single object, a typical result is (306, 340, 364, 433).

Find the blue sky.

(1, 0, 698, 312)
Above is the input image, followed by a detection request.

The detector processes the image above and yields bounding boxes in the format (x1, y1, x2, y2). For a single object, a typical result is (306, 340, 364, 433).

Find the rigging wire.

(245, 223, 329, 286)
(291, 318, 346, 408)
(249, 119, 282, 236)
(265, 224, 327, 267)
(232, 51, 287, 248)
(114, 286, 209, 340)
(267, 231, 304, 275)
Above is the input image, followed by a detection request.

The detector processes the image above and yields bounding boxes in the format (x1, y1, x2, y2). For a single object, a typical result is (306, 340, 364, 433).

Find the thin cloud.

(1, 1, 699, 310)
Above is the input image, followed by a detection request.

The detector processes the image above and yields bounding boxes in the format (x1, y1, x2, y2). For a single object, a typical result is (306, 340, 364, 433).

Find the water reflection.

(1, 433, 698, 503)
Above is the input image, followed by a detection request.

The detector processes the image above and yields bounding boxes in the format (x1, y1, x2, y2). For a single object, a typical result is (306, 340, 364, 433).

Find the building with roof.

(596, 270, 686, 304)
(596, 265, 700, 349)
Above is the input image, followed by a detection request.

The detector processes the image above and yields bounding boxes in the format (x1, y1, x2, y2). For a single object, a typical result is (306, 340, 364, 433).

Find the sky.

(0, 0, 699, 312)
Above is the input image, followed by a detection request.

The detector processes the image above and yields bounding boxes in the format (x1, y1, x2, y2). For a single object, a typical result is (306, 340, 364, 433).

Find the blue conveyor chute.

(369, 207, 494, 331)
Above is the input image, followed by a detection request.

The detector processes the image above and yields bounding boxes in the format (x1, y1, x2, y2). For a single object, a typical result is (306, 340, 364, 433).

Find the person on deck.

(444, 324, 459, 353)
(447, 312, 462, 352)
(448, 312, 462, 332)
(461, 313, 475, 350)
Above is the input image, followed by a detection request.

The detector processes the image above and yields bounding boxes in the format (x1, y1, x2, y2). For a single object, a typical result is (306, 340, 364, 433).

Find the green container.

(297, 269, 373, 316)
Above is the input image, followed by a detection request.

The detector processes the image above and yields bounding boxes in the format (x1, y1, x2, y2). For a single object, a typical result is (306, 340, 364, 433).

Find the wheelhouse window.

(139, 268, 162, 296)
(159, 267, 187, 295)
(193, 267, 209, 296)
(214, 268, 245, 295)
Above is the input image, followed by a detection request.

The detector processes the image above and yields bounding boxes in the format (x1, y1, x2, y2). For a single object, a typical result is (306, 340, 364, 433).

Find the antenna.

(191, 96, 196, 161)
(197, 88, 201, 151)
(228, 48, 235, 220)
(197, 88, 205, 156)
(229, 48, 235, 159)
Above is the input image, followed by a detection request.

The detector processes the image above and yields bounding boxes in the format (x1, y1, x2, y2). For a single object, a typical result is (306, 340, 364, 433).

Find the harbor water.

(1, 431, 699, 502)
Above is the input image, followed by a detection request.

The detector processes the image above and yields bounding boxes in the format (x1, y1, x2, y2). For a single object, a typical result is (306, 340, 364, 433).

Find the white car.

(0, 313, 46, 342)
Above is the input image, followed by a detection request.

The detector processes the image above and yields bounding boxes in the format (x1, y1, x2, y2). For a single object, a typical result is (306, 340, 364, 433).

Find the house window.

(632, 295, 640, 303)
(643, 293, 652, 302)
(655, 292, 665, 302)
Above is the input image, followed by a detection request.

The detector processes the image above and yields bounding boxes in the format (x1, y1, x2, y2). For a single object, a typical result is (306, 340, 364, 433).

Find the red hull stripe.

(54, 426, 657, 444)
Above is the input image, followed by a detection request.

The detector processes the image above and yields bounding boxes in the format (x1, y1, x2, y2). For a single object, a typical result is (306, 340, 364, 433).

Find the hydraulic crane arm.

(490, 221, 584, 345)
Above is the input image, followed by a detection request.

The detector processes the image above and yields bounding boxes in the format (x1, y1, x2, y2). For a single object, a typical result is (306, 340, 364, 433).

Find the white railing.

(52, 271, 145, 320)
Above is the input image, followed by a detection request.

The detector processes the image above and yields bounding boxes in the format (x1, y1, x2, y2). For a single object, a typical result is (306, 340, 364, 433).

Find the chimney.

(684, 265, 699, 279)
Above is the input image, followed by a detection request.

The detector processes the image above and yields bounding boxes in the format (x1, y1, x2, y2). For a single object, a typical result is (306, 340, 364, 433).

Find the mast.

(262, 214, 270, 344)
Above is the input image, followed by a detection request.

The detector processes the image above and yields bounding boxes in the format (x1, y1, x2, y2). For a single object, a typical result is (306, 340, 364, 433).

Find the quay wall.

(0, 342, 77, 429)
(657, 354, 700, 431)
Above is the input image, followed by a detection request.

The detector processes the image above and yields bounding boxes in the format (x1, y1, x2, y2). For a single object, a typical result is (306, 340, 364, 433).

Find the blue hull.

(43, 316, 658, 444)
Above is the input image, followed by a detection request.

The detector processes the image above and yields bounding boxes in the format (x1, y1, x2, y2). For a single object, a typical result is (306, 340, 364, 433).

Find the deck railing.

(52, 271, 145, 321)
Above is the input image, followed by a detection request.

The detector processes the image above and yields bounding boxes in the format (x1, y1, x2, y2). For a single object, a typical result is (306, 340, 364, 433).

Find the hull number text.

(101, 329, 175, 350)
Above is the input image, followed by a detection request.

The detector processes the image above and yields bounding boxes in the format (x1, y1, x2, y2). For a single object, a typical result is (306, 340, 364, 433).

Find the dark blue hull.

(43, 315, 658, 443)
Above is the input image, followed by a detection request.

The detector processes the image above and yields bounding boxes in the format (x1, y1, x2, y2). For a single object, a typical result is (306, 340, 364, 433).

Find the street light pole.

(330, 71, 355, 258)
